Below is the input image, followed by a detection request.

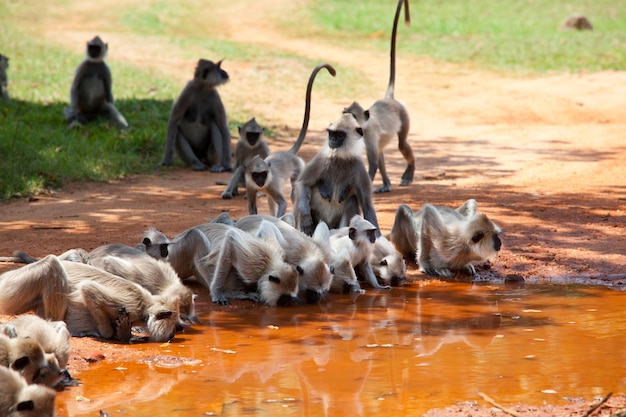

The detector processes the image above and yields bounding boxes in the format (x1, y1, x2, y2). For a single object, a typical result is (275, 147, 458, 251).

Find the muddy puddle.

(55, 279, 626, 416)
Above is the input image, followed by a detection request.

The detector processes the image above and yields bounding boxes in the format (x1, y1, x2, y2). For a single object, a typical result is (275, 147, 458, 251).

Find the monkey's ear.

(329, 265, 335, 274)
(142, 237, 152, 247)
(348, 227, 357, 240)
(16, 400, 35, 412)
(380, 259, 388, 267)
(267, 161, 272, 168)
(356, 127, 364, 137)
(364, 110, 370, 121)
(296, 265, 304, 275)
(269, 275, 280, 284)
(11, 356, 30, 371)
(155, 311, 173, 320)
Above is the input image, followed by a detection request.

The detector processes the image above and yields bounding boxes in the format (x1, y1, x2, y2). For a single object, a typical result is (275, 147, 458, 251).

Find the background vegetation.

(0, 0, 624, 200)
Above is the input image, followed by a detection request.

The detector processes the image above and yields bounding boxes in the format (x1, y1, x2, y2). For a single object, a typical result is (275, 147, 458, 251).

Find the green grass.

(1, 0, 625, 200)
(307, 0, 626, 72)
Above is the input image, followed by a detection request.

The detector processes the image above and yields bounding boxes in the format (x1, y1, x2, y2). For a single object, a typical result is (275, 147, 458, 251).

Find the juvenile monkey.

(389, 199, 503, 276)
(0, 255, 180, 343)
(139, 226, 213, 293)
(235, 214, 333, 303)
(370, 235, 406, 287)
(343, 0, 414, 193)
(2, 315, 71, 388)
(329, 215, 390, 290)
(63, 36, 129, 129)
(221, 117, 270, 199)
(293, 112, 380, 236)
(245, 63, 336, 217)
(0, 367, 56, 417)
(0, 53, 9, 101)
(162, 59, 232, 172)
(196, 222, 300, 306)
(89, 244, 198, 325)
(0, 333, 48, 385)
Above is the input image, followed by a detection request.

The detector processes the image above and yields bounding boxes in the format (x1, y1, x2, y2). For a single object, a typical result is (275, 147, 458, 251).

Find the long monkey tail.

(386, 0, 411, 100)
(289, 63, 337, 154)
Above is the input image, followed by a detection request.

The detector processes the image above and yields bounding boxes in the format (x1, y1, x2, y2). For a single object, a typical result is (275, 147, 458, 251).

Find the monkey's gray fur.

(0, 255, 180, 343)
(244, 63, 336, 217)
(235, 214, 333, 303)
(89, 244, 198, 325)
(63, 36, 129, 129)
(329, 215, 390, 290)
(293, 112, 380, 236)
(343, 0, 414, 193)
(162, 59, 232, 172)
(0, 367, 56, 417)
(195, 222, 300, 306)
(389, 199, 503, 277)
(0, 53, 9, 101)
(370, 234, 406, 287)
(221, 117, 270, 199)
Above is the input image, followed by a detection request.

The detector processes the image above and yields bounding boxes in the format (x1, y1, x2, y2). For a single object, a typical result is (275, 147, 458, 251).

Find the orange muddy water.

(55, 278, 626, 417)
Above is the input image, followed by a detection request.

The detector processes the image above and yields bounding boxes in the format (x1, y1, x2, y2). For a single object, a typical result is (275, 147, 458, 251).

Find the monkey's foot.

(212, 295, 231, 306)
(68, 120, 84, 129)
(192, 162, 209, 171)
(210, 165, 233, 173)
(399, 179, 413, 186)
(221, 191, 233, 199)
(115, 307, 132, 343)
(373, 184, 391, 193)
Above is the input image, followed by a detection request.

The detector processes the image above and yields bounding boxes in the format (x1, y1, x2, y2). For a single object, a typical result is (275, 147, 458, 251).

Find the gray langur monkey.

(389, 199, 503, 277)
(195, 222, 300, 306)
(234, 214, 333, 304)
(343, 0, 414, 193)
(293, 112, 380, 236)
(139, 226, 213, 294)
(329, 215, 391, 290)
(88, 244, 198, 325)
(0, 255, 180, 343)
(0, 367, 56, 417)
(1, 316, 70, 388)
(0, 333, 48, 385)
(221, 117, 270, 199)
(0, 53, 9, 101)
(63, 36, 129, 129)
(370, 235, 406, 287)
(162, 59, 232, 172)
(245, 63, 336, 217)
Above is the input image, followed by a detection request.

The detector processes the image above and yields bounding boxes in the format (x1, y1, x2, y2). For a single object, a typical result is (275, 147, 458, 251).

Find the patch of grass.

(306, 0, 626, 73)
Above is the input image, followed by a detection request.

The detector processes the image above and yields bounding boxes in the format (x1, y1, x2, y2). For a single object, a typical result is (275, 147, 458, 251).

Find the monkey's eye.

(380, 259, 388, 267)
(296, 265, 304, 275)
(471, 232, 485, 243)
(269, 276, 281, 284)
(328, 129, 346, 140)
(155, 311, 173, 320)
(356, 127, 364, 137)
(329, 265, 335, 274)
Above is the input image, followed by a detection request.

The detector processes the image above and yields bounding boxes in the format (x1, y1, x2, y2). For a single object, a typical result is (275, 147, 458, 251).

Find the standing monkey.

(162, 59, 232, 172)
(293, 112, 380, 236)
(63, 36, 129, 129)
(244, 63, 336, 217)
(221, 118, 270, 199)
(0, 53, 9, 101)
(343, 0, 414, 193)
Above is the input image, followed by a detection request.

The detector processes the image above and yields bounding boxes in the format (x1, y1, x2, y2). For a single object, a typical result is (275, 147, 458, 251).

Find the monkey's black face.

(246, 131, 261, 146)
(87, 44, 102, 59)
(328, 129, 346, 149)
(219, 69, 229, 81)
(251, 171, 268, 187)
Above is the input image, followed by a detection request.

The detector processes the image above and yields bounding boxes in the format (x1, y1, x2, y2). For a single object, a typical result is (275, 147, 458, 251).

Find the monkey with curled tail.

(162, 59, 232, 172)
(64, 36, 129, 129)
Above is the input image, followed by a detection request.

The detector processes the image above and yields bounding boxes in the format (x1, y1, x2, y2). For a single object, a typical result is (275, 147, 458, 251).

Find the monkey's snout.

(276, 294, 298, 307)
(305, 289, 322, 304)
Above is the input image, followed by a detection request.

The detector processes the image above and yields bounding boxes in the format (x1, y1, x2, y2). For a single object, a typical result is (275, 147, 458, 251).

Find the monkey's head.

(36, 353, 64, 389)
(257, 258, 299, 307)
(239, 117, 264, 147)
(326, 113, 364, 158)
(342, 101, 367, 124)
(194, 59, 229, 87)
(145, 295, 180, 342)
(12, 382, 57, 417)
(373, 254, 407, 287)
(86, 36, 107, 61)
(329, 250, 361, 294)
(8, 337, 46, 384)
(140, 227, 171, 260)
(463, 214, 502, 264)
(298, 257, 333, 304)
(246, 156, 270, 188)
(348, 215, 377, 245)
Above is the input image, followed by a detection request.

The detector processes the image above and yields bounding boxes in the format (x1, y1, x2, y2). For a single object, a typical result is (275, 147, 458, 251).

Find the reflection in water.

(56, 280, 626, 416)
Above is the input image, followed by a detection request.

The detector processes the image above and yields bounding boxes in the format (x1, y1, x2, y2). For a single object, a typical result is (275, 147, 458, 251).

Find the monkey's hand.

(115, 307, 132, 344)
(192, 161, 209, 171)
(420, 266, 453, 277)
(300, 214, 315, 236)
(212, 294, 231, 306)
(160, 158, 173, 167)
